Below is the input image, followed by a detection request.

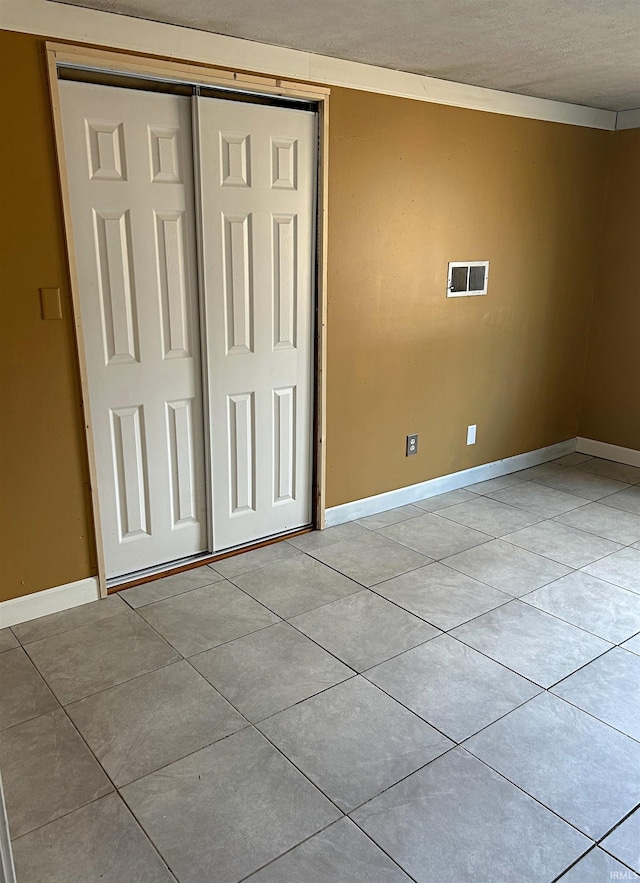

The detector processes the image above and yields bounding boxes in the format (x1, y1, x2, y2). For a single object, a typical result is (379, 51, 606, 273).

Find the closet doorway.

(52, 48, 328, 591)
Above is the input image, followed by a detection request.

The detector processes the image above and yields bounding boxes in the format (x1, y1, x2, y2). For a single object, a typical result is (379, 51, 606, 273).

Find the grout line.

(548, 679, 640, 746)
(12, 597, 128, 647)
(8, 792, 113, 844)
(549, 844, 599, 882)
(597, 798, 640, 843)
(235, 815, 422, 883)
(448, 606, 614, 685)
(118, 574, 226, 610)
(456, 745, 600, 843)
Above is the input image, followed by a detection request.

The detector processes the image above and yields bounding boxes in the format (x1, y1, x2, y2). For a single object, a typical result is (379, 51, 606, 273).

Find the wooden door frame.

(46, 42, 329, 598)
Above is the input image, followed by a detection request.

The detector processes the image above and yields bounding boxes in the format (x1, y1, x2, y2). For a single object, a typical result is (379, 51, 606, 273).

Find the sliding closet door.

(59, 81, 207, 578)
(195, 97, 316, 550)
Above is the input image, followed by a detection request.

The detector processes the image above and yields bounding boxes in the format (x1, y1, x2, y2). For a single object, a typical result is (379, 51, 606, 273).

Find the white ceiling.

(49, 0, 640, 111)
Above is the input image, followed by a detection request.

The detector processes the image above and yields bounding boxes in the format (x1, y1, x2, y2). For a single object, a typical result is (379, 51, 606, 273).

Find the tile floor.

(2, 454, 640, 882)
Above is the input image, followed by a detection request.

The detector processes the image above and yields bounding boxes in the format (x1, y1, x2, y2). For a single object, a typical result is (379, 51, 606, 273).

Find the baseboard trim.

(325, 439, 576, 527)
(0, 577, 100, 629)
(576, 437, 640, 467)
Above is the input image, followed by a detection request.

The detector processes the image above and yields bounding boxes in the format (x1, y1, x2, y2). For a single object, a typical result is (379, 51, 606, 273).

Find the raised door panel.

(154, 210, 192, 360)
(110, 405, 150, 540)
(93, 209, 139, 365)
(222, 213, 254, 355)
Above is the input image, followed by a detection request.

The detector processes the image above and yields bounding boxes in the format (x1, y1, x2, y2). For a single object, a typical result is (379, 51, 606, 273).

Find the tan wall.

(0, 29, 613, 601)
(0, 31, 96, 603)
(325, 88, 610, 505)
(579, 128, 640, 451)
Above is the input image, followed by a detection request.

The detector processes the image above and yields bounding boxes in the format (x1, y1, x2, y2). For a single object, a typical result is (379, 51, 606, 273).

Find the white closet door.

(59, 81, 207, 578)
(195, 97, 316, 550)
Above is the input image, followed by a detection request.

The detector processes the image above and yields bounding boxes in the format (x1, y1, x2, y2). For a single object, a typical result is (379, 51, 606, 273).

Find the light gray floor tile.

(532, 467, 631, 501)
(505, 521, 622, 569)
(451, 600, 611, 687)
(210, 541, 299, 579)
(373, 562, 510, 630)
(12, 793, 175, 883)
(12, 594, 127, 645)
(516, 463, 572, 481)
(0, 647, 57, 730)
(246, 817, 412, 882)
(554, 501, 640, 544)
(553, 453, 594, 467)
(25, 608, 179, 704)
(0, 709, 112, 838)
(551, 648, 640, 742)
(356, 504, 424, 530)
(412, 488, 477, 511)
(365, 634, 540, 742)
(487, 481, 588, 517)
(622, 633, 640, 655)
(138, 581, 279, 657)
(379, 513, 490, 559)
(465, 692, 640, 838)
(437, 496, 543, 537)
(465, 473, 526, 494)
(120, 566, 224, 608)
(601, 808, 640, 873)
(442, 539, 570, 596)
(524, 571, 640, 643)
(191, 622, 353, 722)
(351, 747, 589, 883)
(0, 628, 18, 652)
(556, 847, 636, 882)
(66, 661, 247, 786)
(287, 522, 370, 552)
(229, 554, 361, 618)
(290, 590, 439, 671)
(306, 532, 430, 587)
(575, 458, 640, 485)
(601, 486, 640, 516)
(121, 727, 340, 883)
(258, 677, 452, 812)
(583, 547, 640, 593)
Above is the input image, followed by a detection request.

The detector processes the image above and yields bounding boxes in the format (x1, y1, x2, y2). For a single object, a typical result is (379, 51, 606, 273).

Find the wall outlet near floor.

(406, 434, 418, 456)
(467, 424, 477, 445)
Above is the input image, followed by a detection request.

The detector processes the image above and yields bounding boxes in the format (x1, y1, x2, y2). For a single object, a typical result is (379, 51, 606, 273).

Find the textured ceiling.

(48, 0, 640, 111)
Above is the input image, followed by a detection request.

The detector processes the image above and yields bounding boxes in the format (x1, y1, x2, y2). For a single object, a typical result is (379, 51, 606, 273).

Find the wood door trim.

(46, 42, 329, 594)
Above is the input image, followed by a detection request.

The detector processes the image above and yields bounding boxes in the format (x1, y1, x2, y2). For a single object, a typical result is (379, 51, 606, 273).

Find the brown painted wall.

(325, 88, 610, 505)
(579, 128, 640, 451)
(0, 29, 613, 602)
(0, 31, 96, 603)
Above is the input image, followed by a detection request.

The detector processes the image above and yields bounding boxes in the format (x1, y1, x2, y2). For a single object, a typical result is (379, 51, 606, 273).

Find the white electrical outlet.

(467, 424, 477, 445)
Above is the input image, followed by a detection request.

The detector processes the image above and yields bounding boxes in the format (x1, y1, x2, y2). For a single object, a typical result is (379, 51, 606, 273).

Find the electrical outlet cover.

(406, 434, 418, 456)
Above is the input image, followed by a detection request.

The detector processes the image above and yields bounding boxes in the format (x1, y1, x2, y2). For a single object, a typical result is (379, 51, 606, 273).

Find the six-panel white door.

(195, 98, 315, 550)
(196, 97, 315, 550)
(59, 81, 207, 578)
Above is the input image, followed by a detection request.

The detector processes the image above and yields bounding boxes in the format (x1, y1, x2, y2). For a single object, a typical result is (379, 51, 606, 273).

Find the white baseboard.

(0, 577, 100, 629)
(325, 438, 576, 527)
(576, 437, 640, 467)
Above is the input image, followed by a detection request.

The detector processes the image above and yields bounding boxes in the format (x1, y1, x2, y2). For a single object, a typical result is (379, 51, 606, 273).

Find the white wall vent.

(447, 261, 489, 297)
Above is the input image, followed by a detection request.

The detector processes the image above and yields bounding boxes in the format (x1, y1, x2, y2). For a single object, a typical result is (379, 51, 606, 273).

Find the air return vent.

(447, 261, 489, 297)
